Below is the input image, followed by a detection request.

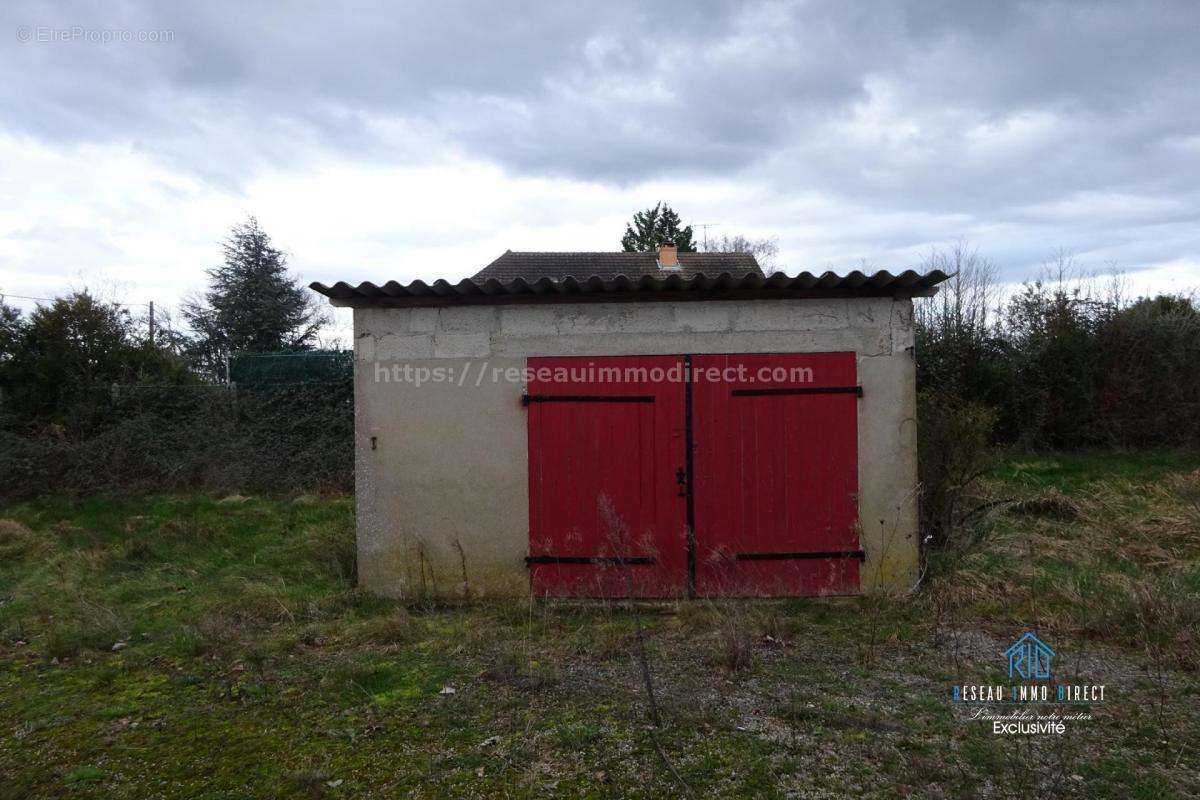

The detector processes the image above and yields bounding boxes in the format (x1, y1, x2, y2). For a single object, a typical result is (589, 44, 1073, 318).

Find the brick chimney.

(657, 243, 679, 269)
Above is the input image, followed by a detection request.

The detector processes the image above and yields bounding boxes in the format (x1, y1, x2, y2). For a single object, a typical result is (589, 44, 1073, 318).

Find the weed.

(717, 615, 754, 673)
(44, 625, 82, 660)
(0, 518, 50, 561)
(296, 522, 356, 582)
(587, 622, 634, 661)
(64, 765, 105, 786)
(0, 470, 1196, 799)
(553, 721, 604, 748)
(353, 607, 419, 646)
(167, 626, 210, 658)
(121, 536, 155, 561)
(1009, 489, 1081, 520)
(286, 769, 332, 798)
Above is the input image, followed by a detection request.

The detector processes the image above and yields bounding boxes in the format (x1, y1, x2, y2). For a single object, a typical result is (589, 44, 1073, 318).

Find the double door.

(525, 353, 862, 597)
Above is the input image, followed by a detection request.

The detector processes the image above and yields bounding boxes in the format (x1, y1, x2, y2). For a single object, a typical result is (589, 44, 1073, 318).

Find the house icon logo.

(1004, 632, 1055, 679)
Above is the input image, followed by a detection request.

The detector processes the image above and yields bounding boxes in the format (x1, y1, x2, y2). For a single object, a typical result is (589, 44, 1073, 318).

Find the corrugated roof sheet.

(472, 250, 764, 282)
(310, 251, 949, 307)
(312, 270, 949, 306)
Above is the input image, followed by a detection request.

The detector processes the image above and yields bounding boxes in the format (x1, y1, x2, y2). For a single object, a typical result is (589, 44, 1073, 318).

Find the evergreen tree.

(183, 217, 324, 379)
(620, 203, 696, 252)
(0, 292, 184, 421)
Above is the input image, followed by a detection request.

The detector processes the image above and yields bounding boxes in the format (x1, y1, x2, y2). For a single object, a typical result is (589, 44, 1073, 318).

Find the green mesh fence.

(228, 350, 353, 387)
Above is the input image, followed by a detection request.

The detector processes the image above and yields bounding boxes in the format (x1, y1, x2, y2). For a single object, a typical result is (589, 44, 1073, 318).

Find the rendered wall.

(351, 297, 919, 598)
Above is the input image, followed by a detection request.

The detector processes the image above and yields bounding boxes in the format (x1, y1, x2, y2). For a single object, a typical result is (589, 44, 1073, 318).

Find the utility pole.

(148, 301, 155, 346)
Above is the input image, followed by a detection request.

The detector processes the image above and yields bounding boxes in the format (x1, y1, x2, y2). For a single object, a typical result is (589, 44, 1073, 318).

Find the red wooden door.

(526, 352, 861, 598)
(526, 356, 688, 597)
(690, 353, 861, 596)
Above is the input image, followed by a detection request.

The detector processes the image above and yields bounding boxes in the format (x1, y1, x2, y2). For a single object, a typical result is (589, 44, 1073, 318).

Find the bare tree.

(701, 233, 779, 271)
(914, 241, 999, 338)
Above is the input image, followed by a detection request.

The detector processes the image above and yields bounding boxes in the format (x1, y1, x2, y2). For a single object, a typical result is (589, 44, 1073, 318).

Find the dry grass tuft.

(75, 598, 131, 649)
(198, 579, 300, 644)
(751, 610, 796, 644)
(155, 517, 216, 542)
(42, 597, 131, 659)
(285, 769, 333, 799)
(296, 523, 356, 582)
(353, 608, 419, 646)
(930, 466, 1200, 656)
(717, 615, 754, 673)
(1094, 575, 1200, 670)
(479, 641, 561, 691)
(586, 622, 635, 661)
(1009, 489, 1081, 520)
(0, 518, 51, 561)
(1172, 628, 1200, 673)
(674, 601, 721, 635)
(1090, 475, 1200, 568)
(121, 536, 155, 561)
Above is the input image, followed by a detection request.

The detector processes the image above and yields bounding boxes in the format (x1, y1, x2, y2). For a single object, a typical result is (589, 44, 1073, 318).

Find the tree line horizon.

(1, 209, 1197, 498)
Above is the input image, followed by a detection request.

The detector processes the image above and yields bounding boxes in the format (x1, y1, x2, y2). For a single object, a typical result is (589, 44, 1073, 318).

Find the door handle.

(675, 467, 687, 497)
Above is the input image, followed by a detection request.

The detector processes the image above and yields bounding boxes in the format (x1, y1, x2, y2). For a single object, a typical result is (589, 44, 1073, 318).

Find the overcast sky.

(2, 1, 1198, 342)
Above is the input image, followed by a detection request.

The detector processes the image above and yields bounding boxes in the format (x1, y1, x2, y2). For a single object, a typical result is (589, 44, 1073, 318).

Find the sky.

(2, 0, 1199, 343)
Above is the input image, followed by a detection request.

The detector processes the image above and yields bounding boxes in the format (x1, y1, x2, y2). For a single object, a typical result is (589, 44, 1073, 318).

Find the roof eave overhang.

(311, 270, 949, 308)
(322, 285, 942, 308)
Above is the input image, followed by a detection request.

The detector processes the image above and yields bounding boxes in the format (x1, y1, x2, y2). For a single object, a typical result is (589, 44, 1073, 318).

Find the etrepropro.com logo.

(16, 25, 174, 44)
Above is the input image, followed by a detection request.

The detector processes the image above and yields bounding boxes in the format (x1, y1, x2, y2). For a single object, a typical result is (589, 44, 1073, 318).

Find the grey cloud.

(2, 0, 1199, 278)
(6, 2, 1198, 185)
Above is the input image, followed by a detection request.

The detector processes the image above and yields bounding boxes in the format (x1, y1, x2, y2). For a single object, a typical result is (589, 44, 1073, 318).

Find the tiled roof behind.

(470, 250, 763, 282)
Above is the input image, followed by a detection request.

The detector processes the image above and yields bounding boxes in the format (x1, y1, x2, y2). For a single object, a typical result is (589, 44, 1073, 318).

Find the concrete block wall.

(353, 297, 919, 598)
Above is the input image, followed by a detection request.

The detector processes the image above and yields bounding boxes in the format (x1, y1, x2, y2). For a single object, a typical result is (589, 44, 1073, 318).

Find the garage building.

(311, 247, 947, 599)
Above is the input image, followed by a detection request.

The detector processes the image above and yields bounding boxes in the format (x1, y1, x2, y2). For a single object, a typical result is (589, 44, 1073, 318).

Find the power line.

(1, 292, 55, 303)
(1, 291, 153, 308)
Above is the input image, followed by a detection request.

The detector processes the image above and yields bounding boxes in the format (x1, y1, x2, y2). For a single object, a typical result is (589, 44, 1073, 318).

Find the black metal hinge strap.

(731, 386, 863, 398)
(736, 550, 866, 561)
(525, 555, 657, 565)
(522, 394, 655, 406)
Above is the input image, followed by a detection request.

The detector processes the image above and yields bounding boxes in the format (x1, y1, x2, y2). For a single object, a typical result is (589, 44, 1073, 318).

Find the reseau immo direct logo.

(951, 632, 1107, 735)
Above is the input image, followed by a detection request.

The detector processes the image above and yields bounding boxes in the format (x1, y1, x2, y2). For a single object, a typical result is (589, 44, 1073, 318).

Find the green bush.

(916, 268, 1200, 449)
(917, 389, 998, 549)
(0, 381, 352, 501)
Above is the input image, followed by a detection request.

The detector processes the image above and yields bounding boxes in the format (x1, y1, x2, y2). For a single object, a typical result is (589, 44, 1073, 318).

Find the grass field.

(1, 453, 1198, 798)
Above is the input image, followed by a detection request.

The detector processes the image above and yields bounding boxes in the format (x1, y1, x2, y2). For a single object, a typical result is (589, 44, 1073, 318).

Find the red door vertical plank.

(526, 356, 687, 597)
(692, 353, 861, 596)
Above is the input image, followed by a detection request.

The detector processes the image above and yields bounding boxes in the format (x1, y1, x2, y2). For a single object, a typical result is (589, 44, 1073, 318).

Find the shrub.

(917, 389, 997, 549)
(0, 381, 352, 501)
(1094, 300, 1200, 447)
(914, 245, 1200, 449)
